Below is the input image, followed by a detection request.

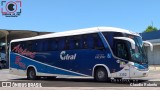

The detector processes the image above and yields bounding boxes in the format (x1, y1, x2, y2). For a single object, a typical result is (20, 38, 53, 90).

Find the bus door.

(115, 40, 130, 78)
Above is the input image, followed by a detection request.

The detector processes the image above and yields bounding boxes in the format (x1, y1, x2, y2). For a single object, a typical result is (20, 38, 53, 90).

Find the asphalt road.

(0, 69, 160, 87)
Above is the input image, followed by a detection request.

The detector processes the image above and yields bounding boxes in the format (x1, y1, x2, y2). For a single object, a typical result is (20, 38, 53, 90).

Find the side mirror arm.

(114, 37, 135, 49)
(143, 41, 153, 51)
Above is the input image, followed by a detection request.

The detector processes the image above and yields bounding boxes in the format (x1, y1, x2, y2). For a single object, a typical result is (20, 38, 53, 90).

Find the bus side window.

(83, 35, 88, 49)
(103, 32, 114, 49)
(116, 42, 129, 60)
(32, 40, 38, 52)
(74, 35, 81, 49)
(11, 43, 16, 51)
(58, 38, 65, 50)
(82, 34, 93, 49)
(93, 34, 104, 50)
(26, 41, 33, 52)
(11, 42, 24, 52)
(19, 41, 26, 51)
(43, 40, 49, 51)
(35, 40, 43, 52)
(87, 34, 94, 49)
(50, 39, 58, 51)
(11, 42, 18, 52)
(68, 37, 75, 50)
(78, 36, 83, 49)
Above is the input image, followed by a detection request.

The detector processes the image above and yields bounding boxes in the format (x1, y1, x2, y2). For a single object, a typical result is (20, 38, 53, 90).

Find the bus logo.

(60, 51, 76, 60)
(1, 0, 22, 17)
(12, 44, 36, 58)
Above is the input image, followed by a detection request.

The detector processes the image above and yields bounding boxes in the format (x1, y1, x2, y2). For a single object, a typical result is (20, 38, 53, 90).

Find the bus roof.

(10, 27, 140, 43)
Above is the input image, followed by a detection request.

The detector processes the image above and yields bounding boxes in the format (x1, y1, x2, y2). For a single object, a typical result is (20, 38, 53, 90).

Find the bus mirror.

(114, 37, 135, 49)
(143, 41, 153, 51)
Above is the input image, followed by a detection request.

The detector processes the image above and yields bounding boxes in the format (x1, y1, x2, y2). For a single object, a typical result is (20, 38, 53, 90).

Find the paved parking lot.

(0, 69, 160, 90)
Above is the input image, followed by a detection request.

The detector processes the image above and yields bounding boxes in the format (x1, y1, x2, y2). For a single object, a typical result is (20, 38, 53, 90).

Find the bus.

(9, 27, 153, 81)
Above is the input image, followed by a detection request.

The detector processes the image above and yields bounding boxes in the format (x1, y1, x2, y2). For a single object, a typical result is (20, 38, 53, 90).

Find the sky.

(0, 0, 160, 33)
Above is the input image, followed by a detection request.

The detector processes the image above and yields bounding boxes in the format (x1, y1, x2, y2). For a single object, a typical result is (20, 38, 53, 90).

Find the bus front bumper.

(130, 69, 149, 78)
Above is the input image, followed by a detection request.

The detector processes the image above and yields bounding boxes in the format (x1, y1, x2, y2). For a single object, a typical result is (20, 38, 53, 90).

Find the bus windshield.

(102, 32, 148, 64)
(127, 35, 147, 64)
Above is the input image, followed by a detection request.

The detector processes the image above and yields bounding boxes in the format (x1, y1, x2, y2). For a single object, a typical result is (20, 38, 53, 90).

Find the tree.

(144, 25, 158, 32)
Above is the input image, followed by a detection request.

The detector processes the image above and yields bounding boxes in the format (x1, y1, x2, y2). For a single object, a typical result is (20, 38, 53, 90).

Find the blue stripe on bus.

(134, 63, 148, 70)
(10, 53, 89, 76)
(98, 32, 108, 49)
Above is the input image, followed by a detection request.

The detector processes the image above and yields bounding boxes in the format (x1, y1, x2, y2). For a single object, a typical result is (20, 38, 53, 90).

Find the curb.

(149, 65, 160, 71)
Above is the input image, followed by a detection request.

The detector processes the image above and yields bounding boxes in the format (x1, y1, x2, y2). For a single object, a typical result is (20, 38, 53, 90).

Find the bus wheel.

(94, 67, 109, 82)
(27, 68, 36, 80)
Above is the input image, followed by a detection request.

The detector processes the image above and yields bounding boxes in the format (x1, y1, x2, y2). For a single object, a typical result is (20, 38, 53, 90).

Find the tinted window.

(74, 35, 82, 49)
(36, 40, 43, 52)
(32, 40, 38, 52)
(26, 41, 33, 51)
(11, 42, 18, 52)
(68, 37, 75, 50)
(103, 32, 123, 49)
(103, 32, 113, 49)
(87, 34, 94, 49)
(83, 35, 88, 49)
(50, 39, 58, 51)
(43, 40, 49, 51)
(93, 34, 104, 49)
(58, 38, 65, 50)
(11, 33, 104, 52)
(82, 34, 94, 49)
(116, 42, 129, 60)
(11, 41, 33, 52)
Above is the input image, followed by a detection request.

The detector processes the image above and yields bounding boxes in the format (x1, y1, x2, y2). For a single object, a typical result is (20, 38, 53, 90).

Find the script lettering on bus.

(60, 51, 76, 60)
(15, 56, 26, 69)
(12, 44, 36, 58)
(95, 54, 106, 59)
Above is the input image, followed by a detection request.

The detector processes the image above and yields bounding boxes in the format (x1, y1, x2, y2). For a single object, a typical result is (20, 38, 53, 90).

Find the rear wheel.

(94, 67, 110, 82)
(27, 68, 37, 80)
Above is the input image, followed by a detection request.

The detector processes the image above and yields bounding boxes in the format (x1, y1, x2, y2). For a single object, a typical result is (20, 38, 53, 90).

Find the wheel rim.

(97, 70, 105, 79)
(29, 71, 35, 79)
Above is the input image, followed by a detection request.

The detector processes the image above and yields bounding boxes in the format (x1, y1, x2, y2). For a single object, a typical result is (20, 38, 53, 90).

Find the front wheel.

(94, 67, 110, 82)
(27, 68, 37, 80)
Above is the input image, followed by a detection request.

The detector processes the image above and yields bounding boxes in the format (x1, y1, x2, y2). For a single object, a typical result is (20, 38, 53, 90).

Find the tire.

(94, 67, 110, 82)
(27, 68, 37, 80)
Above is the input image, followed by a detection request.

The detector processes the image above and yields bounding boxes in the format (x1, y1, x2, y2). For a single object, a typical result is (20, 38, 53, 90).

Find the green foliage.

(144, 25, 158, 32)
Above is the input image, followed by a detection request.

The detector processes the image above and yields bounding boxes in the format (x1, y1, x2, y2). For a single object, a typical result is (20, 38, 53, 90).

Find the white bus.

(9, 27, 153, 81)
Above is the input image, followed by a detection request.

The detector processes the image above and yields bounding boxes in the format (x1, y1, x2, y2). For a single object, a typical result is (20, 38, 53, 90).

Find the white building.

(141, 30, 160, 65)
